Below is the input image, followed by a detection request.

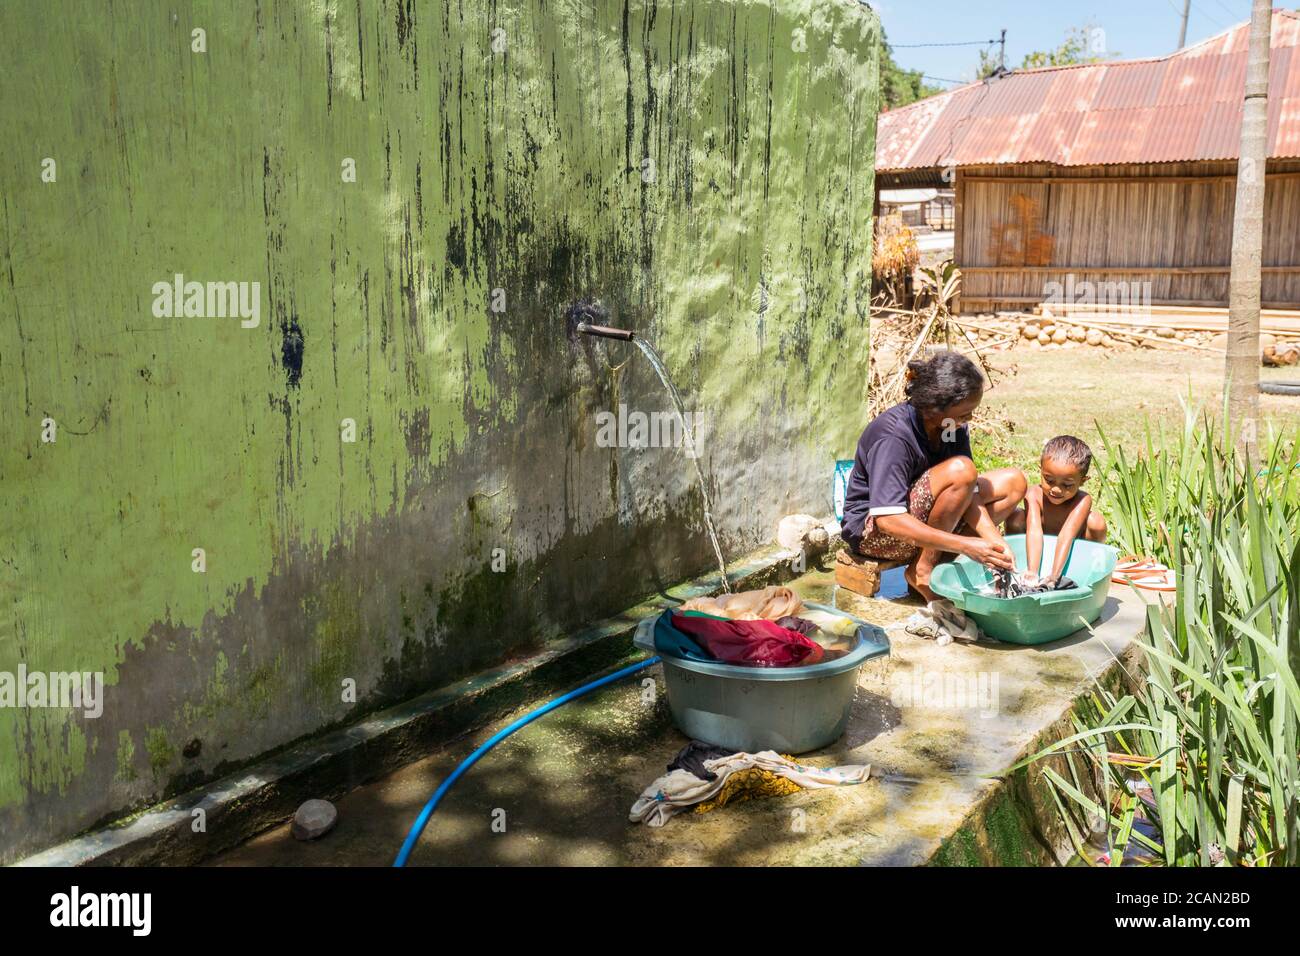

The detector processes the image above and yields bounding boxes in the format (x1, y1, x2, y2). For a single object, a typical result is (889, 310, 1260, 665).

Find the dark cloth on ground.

(667, 741, 736, 782)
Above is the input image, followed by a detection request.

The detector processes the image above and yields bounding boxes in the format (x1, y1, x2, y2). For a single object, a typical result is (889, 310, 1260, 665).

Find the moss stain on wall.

(0, 0, 877, 860)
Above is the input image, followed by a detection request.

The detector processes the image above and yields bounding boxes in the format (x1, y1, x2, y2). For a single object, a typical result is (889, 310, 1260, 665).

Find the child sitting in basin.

(1005, 435, 1107, 586)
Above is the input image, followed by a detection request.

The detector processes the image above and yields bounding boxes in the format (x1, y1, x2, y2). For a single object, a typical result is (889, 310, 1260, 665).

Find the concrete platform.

(210, 568, 1149, 867)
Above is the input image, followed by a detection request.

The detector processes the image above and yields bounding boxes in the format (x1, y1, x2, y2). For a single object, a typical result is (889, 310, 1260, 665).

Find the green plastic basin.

(928, 534, 1119, 645)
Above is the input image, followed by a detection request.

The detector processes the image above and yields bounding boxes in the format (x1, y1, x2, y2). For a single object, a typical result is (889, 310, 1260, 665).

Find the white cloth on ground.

(896, 599, 982, 646)
(628, 750, 870, 827)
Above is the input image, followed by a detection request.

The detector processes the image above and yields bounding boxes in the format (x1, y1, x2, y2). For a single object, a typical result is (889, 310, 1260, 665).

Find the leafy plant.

(915, 259, 962, 319)
(1018, 406, 1300, 866)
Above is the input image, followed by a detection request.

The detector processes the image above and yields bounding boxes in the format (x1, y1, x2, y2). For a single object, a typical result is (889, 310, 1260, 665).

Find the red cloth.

(670, 613, 824, 667)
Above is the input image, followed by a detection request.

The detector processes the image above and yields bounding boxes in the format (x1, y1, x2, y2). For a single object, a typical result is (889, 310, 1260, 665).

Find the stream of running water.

(632, 338, 731, 592)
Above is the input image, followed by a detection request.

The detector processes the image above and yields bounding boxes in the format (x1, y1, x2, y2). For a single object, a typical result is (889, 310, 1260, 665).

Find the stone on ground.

(291, 799, 338, 841)
(778, 514, 828, 555)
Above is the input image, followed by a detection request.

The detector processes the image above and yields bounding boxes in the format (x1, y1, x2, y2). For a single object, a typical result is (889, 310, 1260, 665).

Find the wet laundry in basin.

(680, 585, 802, 621)
(670, 611, 823, 667)
(774, 616, 856, 661)
(775, 615, 819, 636)
(988, 569, 1078, 598)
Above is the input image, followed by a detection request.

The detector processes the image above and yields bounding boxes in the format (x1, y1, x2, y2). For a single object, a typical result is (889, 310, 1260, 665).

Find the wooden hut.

(879, 187, 937, 228)
(875, 9, 1300, 313)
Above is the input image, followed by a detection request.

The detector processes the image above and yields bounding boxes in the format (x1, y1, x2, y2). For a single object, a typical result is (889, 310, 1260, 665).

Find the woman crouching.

(840, 351, 1026, 600)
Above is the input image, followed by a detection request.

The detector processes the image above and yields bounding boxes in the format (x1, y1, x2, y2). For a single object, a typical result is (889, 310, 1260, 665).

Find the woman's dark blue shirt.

(840, 402, 971, 550)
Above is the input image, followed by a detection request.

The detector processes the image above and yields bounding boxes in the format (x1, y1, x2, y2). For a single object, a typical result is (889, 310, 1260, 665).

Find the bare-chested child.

(1005, 435, 1107, 586)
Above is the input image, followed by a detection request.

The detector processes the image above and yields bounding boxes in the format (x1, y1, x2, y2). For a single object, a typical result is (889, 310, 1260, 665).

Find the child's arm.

(1047, 493, 1092, 582)
(1024, 487, 1044, 578)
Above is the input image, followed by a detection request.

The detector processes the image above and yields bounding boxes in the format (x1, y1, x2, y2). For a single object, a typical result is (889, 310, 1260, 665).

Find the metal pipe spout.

(576, 322, 635, 341)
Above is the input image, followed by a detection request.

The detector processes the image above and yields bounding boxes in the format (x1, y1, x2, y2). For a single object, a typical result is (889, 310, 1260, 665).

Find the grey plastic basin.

(634, 602, 890, 754)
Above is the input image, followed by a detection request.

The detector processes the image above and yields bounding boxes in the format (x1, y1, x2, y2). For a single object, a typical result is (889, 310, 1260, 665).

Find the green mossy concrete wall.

(0, 0, 877, 860)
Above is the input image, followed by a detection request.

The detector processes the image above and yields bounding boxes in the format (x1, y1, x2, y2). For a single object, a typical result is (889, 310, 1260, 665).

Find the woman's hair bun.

(903, 350, 985, 412)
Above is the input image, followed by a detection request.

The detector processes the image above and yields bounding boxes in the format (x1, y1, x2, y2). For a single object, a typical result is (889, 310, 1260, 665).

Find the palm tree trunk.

(1226, 0, 1272, 461)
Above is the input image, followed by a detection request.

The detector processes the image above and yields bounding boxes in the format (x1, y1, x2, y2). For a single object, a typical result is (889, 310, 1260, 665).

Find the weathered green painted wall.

(0, 0, 876, 860)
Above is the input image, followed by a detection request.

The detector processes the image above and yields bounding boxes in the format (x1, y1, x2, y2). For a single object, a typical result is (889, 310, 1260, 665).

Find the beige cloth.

(680, 586, 802, 621)
(897, 599, 982, 646)
(629, 750, 871, 827)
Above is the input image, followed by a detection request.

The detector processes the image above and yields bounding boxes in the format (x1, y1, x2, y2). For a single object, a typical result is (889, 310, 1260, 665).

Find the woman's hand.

(960, 537, 1015, 570)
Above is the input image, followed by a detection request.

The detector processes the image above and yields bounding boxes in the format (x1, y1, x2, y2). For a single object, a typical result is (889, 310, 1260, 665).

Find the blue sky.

(867, 0, 1260, 86)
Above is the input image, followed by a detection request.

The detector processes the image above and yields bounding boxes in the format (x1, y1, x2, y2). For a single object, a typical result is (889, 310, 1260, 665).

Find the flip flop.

(1128, 568, 1177, 593)
(1112, 556, 1163, 585)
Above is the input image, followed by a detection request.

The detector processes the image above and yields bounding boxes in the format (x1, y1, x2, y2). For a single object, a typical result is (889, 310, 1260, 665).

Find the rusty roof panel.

(1273, 96, 1300, 154)
(980, 67, 1053, 115)
(1075, 108, 1152, 165)
(907, 87, 983, 167)
(950, 115, 1019, 165)
(875, 91, 947, 169)
(1142, 103, 1209, 161)
(1041, 68, 1105, 112)
(1195, 98, 1245, 159)
(1094, 62, 1163, 110)
(877, 9, 1300, 170)
(1282, 12, 1300, 46)
(1022, 110, 1085, 164)
(1276, 46, 1300, 98)
(1159, 48, 1229, 106)
(1204, 50, 1248, 103)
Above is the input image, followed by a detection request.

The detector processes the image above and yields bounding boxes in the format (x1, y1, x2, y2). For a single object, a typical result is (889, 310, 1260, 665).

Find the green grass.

(974, 347, 1299, 526)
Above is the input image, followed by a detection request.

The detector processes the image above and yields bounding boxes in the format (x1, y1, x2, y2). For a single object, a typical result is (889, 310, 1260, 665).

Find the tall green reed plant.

(1020, 405, 1299, 866)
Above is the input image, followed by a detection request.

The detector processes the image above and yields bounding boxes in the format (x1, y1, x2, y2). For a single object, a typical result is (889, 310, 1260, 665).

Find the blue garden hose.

(393, 656, 661, 867)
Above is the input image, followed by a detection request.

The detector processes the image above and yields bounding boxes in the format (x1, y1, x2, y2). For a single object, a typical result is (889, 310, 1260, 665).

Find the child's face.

(1039, 456, 1087, 505)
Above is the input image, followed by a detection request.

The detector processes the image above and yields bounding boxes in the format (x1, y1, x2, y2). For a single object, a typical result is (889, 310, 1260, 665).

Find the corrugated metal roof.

(877, 9, 1300, 170)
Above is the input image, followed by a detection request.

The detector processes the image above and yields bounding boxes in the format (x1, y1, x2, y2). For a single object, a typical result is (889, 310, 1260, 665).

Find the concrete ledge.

(201, 565, 1152, 867)
(15, 534, 827, 867)
(926, 636, 1146, 866)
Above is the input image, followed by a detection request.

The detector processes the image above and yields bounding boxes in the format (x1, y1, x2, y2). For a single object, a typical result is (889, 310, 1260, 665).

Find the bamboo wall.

(954, 160, 1300, 312)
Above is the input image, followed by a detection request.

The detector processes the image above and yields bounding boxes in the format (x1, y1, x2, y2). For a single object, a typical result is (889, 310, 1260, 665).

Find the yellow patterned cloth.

(630, 750, 870, 827)
(692, 756, 803, 814)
